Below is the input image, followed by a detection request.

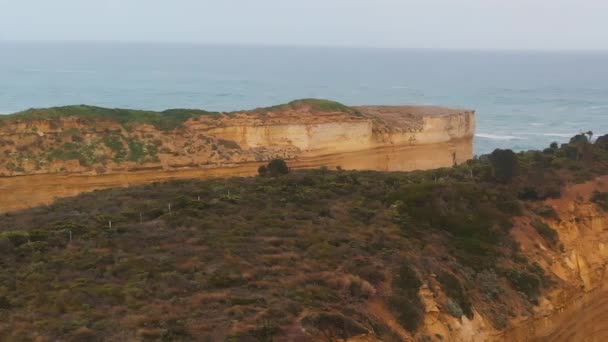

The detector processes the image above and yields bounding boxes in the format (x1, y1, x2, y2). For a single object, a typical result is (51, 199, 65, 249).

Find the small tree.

(257, 165, 268, 176)
(266, 159, 289, 176)
(488, 149, 518, 183)
(595, 134, 608, 150)
(568, 133, 593, 161)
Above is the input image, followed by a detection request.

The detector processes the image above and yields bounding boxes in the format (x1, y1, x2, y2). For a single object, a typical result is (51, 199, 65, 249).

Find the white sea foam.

(476, 133, 524, 140)
(530, 123, 544, 127)
(542, 133, 577, 138)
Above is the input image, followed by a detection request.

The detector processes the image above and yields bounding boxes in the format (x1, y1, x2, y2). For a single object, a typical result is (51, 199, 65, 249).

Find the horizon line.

(2, 39, 608, 53)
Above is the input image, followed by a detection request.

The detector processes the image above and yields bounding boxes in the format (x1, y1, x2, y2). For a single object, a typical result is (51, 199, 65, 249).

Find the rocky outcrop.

(0, 101, 475, 211)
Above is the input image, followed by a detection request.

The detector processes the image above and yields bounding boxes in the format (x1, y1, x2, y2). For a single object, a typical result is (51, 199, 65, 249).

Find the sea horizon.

(1, 41, 607, 154)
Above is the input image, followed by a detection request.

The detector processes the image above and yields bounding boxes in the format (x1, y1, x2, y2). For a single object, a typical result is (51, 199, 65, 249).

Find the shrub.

(535, 205, 559, 220)
(504, 269, 542, 301)
(257, 165, 267, 177)
(0, 296, 11, 309)
(301, 313, 367, 341)
(266, 159, 290, 176)
(592, 191, 608, 210)
(0, 231, 29, 247)
(437, 272, 473, 319)
(388, 264, 425, 331)
(596, 134, 608, 149)
(488, 149, 518, 183)
(531, 219, 559, 246)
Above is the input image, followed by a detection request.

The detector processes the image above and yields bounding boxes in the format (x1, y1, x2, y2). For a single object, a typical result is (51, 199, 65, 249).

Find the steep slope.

(0, 99, 474, 212)
(0, 135, 607, 341)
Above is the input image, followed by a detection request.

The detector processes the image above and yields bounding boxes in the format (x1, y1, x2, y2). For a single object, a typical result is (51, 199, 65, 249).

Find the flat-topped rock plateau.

(0, 99, 475, 211)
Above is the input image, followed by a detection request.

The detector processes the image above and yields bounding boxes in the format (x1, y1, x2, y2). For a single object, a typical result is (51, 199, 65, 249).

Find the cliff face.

(504, 176, 608, 341)
(0, 102, 475, 212)
(413, 176, 608, 342)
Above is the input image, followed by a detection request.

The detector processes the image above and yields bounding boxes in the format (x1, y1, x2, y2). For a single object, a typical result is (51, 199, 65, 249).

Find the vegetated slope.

(0, 134, 607, 341)
(0, 99, 364, 176)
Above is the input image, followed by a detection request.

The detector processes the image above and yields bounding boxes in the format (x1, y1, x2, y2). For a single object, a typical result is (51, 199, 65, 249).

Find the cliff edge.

(0, 99, 475, 211)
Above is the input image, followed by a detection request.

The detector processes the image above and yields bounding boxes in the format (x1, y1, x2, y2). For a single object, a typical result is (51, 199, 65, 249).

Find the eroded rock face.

(0, 104, 475, 211)
(418, 177, 608, 342)
(502, 176, 608, 342)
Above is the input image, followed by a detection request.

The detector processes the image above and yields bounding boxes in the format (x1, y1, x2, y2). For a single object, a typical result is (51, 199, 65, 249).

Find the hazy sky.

(1, 0, 607, 50)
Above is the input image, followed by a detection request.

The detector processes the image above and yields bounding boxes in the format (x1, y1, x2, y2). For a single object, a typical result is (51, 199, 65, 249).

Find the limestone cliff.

(406, 177, 608, 342)
(0, 100, 475, 211)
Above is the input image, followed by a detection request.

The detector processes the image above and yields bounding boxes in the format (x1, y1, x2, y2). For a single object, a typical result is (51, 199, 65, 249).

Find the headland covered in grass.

(0, 99, 360, 131)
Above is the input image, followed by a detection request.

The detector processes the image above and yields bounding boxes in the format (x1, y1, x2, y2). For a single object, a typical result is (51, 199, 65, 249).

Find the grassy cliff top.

(1, 135, 607, 341)
(0, 105, 220, 131)
(0, 99, 360, 131)
(255, 98, 363, 116)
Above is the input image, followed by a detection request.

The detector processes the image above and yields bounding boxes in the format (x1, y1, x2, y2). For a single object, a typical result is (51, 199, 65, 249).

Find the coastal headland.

(0, 99, 475, 211)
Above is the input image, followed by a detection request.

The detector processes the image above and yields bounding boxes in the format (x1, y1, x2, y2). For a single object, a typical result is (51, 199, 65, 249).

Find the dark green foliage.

(569, 133, 590, 145)
(488, 149, 518, 183)
(592, 191, 608, 210)
(531, 219, 559, 246)
(389, 264, 425, 331)
(596, 135, 608, 150)
(265, 159, 290, 176)
(503, 269, 542, 301)
(437, 272, 473, 319)
(391, 182, 513, 268)
(534, 205, 559, 220)
(0, 231, 29, 247)
(301, 313, 367, 341)
(562, 133, 594, 162)
(231, 324, 281, 342)
(257, 165, 268, 176)
(0, 296, 11, 309)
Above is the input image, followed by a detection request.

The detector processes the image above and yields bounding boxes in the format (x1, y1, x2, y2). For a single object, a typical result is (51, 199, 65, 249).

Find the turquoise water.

(1, 42, 607, 154)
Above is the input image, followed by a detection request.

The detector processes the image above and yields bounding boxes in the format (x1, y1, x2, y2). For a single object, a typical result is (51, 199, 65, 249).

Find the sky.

(1, 0, 607, 50)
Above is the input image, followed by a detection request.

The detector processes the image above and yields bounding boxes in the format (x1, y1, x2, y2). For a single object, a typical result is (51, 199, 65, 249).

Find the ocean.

(1, 42, 607, 155)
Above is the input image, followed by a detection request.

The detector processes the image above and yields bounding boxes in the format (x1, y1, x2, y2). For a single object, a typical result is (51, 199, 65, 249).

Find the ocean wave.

(542, 133, 577, 138)
(475, 133, 525, 141)
(530, 123, 544, 127)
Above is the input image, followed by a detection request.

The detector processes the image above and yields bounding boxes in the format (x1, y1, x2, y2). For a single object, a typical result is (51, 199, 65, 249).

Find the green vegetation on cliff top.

(0, 99, 359, 131)
(0, 105, 219, 131)
(0, 134, 607, 341)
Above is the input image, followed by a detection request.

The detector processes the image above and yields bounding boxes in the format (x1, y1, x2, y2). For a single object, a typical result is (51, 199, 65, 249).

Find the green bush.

(504, 269, 542, 301)
(488, 149, 518, 183)
(437, 272, 473, 319)
(262, 159, 290, 176)
(535, 205, 559, 220)
(301, 313, 367, 341)
(389, 264, 425, 331)
(531, 219, 559, 246)
(0, 231, 29, 247)
(592, 191, 608, 210)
